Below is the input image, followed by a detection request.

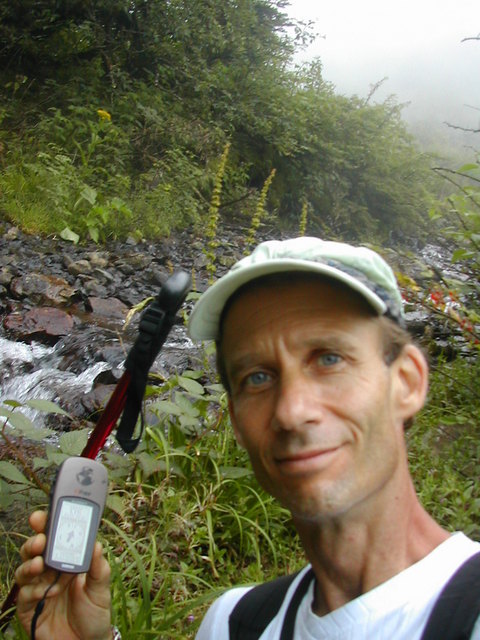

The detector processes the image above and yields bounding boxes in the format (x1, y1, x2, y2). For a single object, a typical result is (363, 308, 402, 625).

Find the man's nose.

(271, 373, 322, 432)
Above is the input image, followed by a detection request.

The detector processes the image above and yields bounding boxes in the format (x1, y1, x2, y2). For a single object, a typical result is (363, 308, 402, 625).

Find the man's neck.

(293, 478, 449, 616)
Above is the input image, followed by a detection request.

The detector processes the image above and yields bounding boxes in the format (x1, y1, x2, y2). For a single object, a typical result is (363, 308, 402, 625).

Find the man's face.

(222, 278, 413, 523)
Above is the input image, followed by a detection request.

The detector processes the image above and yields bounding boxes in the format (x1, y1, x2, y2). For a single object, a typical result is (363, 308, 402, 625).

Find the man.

(14, 237, 480, 639)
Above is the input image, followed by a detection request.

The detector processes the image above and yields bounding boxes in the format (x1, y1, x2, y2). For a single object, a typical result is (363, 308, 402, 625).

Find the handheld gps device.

(44, 457, 108, 573)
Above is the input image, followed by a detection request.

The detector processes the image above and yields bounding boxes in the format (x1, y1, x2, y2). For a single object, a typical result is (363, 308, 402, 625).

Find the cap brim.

(188, 258, 387, 341)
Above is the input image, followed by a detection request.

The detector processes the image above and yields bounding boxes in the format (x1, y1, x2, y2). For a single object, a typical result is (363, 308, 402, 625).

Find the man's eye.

(317, 353, 342, 367)
(245, 371, 271, 387)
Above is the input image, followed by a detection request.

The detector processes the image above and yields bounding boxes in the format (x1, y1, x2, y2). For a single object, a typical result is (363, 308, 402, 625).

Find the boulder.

(10, 273, 76, 305)
(4, 307, 74, 343)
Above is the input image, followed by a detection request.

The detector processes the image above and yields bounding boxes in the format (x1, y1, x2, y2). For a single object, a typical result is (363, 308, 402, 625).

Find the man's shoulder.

(433, 532, 480, 565)
(195, 568, 311, 640)
(195, 585, 254, 640)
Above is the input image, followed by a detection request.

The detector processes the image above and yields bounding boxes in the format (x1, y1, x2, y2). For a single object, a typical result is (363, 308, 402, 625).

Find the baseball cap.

(188, 237, 405, 340)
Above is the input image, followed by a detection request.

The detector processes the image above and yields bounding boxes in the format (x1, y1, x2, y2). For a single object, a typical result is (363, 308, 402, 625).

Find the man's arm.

(15, 510, 112, 640)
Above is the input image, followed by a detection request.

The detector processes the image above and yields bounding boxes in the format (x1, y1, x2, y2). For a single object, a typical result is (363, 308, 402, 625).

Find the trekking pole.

(0, 270, 192, 630)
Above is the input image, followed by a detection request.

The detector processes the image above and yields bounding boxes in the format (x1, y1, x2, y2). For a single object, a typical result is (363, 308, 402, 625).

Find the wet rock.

(4, 226, 20, 241)
(54, 326, 122, 374)
(87, 296, 129, 319)
(92, 268, 115, 284)
(87, 251, 110, 269)
(194, 253, 209, 269)
(94, 367, 124, 384)
(115, 260, 135, 276)
(95, 342, 126, 369)
(0, 266, 15, 287)
(10, 273, 77, 305)
(4, 307, 74, 343)
(67, 259, 92, 276)
(145, 267, 170, 287)
(83, 279, 109, 297)
(81, 383, 116, 415)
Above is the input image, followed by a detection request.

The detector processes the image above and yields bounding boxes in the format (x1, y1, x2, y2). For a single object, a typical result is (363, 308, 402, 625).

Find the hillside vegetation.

(0, 0, 438, 243)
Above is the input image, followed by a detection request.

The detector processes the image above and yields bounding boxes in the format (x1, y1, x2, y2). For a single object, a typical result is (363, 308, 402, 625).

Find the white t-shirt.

(195, 533, 480, 639)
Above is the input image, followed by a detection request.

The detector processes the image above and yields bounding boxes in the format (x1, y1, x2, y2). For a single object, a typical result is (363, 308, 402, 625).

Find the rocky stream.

(0, 221, 465, 445)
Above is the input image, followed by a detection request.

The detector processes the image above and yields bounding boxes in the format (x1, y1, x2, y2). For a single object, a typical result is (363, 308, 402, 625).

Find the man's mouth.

(274, 447, 341, 475)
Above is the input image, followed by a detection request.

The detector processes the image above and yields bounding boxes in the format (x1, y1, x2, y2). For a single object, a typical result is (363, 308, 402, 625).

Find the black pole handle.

(116, 270, 191, 453)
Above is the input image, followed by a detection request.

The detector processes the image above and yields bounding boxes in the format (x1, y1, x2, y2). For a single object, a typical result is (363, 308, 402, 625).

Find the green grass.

(408, 355, 480, 539)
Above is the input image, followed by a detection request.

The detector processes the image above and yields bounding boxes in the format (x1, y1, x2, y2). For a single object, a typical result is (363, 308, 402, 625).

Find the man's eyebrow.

(296, 333, 360, 352)
(226, 354, 263, 380)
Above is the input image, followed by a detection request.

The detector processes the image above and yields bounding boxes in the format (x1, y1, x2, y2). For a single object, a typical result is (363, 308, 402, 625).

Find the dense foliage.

(0, 0, 436, 242)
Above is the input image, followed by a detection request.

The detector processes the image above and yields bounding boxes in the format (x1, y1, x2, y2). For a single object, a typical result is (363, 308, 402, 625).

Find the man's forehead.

(219, 273, 374, 336)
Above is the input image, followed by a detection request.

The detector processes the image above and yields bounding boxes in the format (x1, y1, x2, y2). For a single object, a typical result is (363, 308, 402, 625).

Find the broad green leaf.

(33, 456, 55, 471)
(149, 400, 183, 416)
(0, 492, 16, 508)
(181, 370, 203, 380)
(60, 226, 80, 244)
(1, 400, 22, 408)
(59, 429, 89, 455)
(88, 226, 100, 243)
(25, 399, 70, 416)
(175, 393, 200, 417)
(179, 415, 200, 429)
(458, 163, 479, 172)
(178, 376, 205, 395)
(18, 427, 56, 441)
(106, 494, 125, 516)
(103, 451, 132, 469)
(4, 411, 35, 432)
(452, 248, 473, 262)
(45, 450, 70, 465)
(219, 466, 253, 479)
(206, 383, 225, 393)
(80, 185, 98, 205)
(0, 461, 32, 484)
(138, 452, 165, 478)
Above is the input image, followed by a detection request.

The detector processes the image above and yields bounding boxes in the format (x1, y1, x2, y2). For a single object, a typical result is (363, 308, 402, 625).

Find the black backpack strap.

(279, 568, 315, 640)
(229, 568, 314, 640)
(421, 551, 480, 640)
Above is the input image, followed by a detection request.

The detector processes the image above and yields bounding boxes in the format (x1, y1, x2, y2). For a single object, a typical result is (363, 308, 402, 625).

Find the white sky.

(286, 0, 480, 133)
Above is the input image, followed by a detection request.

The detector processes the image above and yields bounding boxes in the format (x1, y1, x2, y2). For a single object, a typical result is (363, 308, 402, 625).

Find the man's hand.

(15, 510, 112, 640)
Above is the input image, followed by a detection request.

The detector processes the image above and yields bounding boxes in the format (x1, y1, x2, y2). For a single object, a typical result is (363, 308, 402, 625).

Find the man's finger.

(84, 543, 111, 605)
(19, 532, 46, 562)
(15, 555, 46, 586)
(29, 510, 48, 534)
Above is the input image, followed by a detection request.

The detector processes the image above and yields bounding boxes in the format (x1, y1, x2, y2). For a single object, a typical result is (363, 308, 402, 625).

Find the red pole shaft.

(81, 371, 132, 459)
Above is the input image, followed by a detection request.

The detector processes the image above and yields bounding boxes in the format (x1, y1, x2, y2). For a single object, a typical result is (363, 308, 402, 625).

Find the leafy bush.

(0, 0, 437, 244)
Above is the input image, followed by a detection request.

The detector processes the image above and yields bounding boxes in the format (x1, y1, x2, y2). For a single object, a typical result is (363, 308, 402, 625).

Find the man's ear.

(228, 397, 246, 448)
(392, 344, 429, 424)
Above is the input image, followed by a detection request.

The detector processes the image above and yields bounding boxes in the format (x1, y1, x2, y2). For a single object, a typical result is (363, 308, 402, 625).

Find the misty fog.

(288, 0, 480, 160)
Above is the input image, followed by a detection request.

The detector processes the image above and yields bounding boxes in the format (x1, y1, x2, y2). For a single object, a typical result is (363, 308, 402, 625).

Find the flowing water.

(0, 336, 111, 424)
(0, 321, 196, 428)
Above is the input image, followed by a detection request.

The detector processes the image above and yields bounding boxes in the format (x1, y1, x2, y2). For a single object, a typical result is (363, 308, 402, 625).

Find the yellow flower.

(97, 109, 111, 121)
